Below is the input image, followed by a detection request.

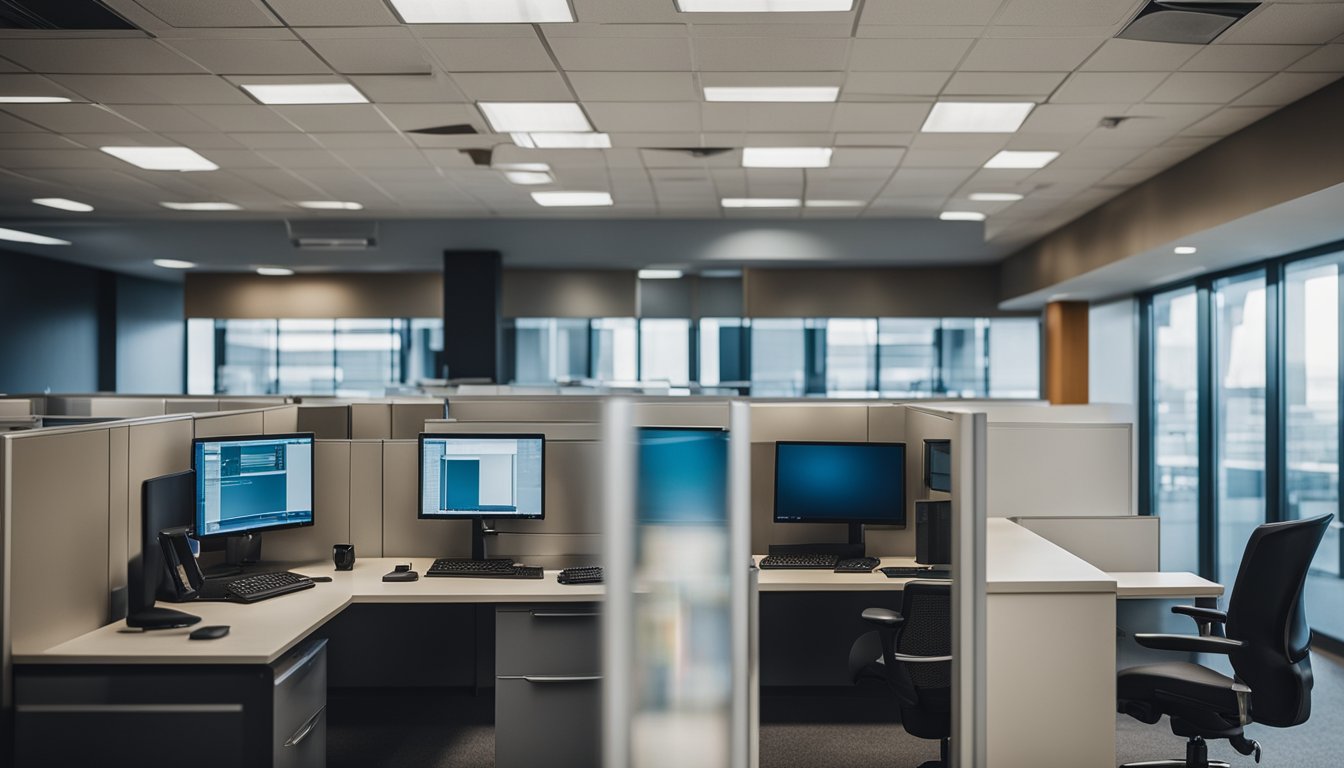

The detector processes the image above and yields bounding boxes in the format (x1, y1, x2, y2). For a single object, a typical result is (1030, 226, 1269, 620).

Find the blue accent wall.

(0, 248, 103, 393)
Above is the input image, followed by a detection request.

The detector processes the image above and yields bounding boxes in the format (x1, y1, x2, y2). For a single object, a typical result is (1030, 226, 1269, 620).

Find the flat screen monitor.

(193, 433, 315, 538)
(418, 433, 545, 519)
(925, 439, 952, 493)
(637, 427, 728, 524)
(773, 441, 906, 527)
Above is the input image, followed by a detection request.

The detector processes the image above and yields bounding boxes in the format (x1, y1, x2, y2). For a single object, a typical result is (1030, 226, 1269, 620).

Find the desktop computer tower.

(915, 500, 952, 566)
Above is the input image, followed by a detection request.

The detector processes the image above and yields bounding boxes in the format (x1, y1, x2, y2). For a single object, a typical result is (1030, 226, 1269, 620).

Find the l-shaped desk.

(11, 520, 1221, 768)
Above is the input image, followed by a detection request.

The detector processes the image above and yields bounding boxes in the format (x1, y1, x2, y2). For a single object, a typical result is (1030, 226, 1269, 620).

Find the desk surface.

(1108, 571, 1223, 599)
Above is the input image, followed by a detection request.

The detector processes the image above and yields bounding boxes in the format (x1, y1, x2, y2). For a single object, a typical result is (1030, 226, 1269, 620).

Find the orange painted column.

(1043, 301, 1089, 404)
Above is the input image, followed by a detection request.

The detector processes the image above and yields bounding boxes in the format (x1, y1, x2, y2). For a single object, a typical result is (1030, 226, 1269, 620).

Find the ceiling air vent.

(1117, 2, 1259, 45)
(407, 124, 479, 135)
(0, 0, 136, 29)
(649, 147, 734, 158)
(286, 221, 378, 251)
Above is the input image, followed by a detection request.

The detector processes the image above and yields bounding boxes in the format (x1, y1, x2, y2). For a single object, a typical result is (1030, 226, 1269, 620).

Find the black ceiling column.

(442, 250, 502, 383)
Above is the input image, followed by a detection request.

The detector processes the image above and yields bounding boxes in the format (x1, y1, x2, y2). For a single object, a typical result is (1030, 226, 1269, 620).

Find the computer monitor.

(418, 433, 545, 559)
(193, 433, 315, 540)
(773, 441, 906, 550)
(925, 439, 952, 493)
(637, 427, 728, 525)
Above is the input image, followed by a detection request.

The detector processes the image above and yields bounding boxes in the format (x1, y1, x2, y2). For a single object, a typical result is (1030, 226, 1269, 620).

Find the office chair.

(848, 580, 952, 768)
(1117, 513, 1333, 768)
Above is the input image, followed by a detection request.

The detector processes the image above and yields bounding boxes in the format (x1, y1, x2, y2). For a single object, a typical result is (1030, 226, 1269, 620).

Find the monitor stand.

(767, 524, 866, 560)
(203, 533, 263, 579)
(471, 518, 498, 561)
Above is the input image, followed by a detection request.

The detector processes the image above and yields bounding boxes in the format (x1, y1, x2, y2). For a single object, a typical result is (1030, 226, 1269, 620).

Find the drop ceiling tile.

(305, 35, 433, 75)
(1079, 39, 1201, 72)
(1232, 71, 1341, 106)
(133, 0, 281, 27)
(860, 0, 1004, 26)
(832, 102, 932, 132)
(0, 132, 80, 149)
(961, 37, 1104, 71)
(835, 132, 915, 147)
(1182, 106, 1277, 137)
(1050, 72, 1166, 103)
(451, 72, 570, 101)
(1181, 44, 1316, 72)
(0, 39, 205, 74)
(882, 168, 975, 194)
(269, 0, 400, 26)
(0, 104, 146, 133)
(406, 133, 505, 149)
(231, 132, 319, 149)
(1018, 103, 1129, 132)
(421, 37, 555, 72)
(162, 39, 331, 75)
(0, 58, 25, 73)
(996, 0, 1134, 27)
(549, 36, 691, 71)
(0, 149, 125, 169)
(160, 132, 247, 149)
(911, 133, 1013, 150)
(187, 149, 275, 168)
(1288, 45, 1344, 72)
(270, 105, 393, 132)
(309, 132, 412, 149)
(348, 73, 466, 103)
(697, 37, 851, 72)
(186, 105, 295, 132)
(255, 148, 346, 168)
(0, 74, 84, 102)
(1047, 147, 1145, 169)
(380, 103, 481, 134)
(843, 71, 950, 98)
(570, 72, 696, 101)
(702, 103, 835, 132)
(329, 149, 427, 168)
(49, 74, 252, 105)
(943, 71, 1067, 97)
(1219, 3, 1344, 45)
(900, 147, 999, 168)
(850, 38, 972, 71)
(110, 105, 218, 132)
(1147, 72, 1271, 104)
(586, 102, 700, 132)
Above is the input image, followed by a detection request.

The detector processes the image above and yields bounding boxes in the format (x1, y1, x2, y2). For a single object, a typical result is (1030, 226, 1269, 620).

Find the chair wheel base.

(1120, 761, 1230, 767)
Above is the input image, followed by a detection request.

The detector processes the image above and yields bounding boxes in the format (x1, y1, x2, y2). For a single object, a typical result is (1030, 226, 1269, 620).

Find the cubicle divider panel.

(164, 398, 218, 414)
(264, 441, 353, 564)
(884, 406, 959, 557)
(390, 403, 445, 440)
(297, 405, 352, 439)
(87, 398, 168, 418)
(350, 441, 385, 556)
(1, 437, 7, 709)
(261, 405, 299, 434)
(382, 440, 470, 558)
(193, 410, 265, 438)
(447, 397, 603, 424)
(108, 427, 129, 617)
(632, 401, 731, 428)
(987, 422, 1133, 517)
(425, 421, 600, 442)
(125, 419, 193, 575)
(350, 403, 392, 440)
(951, 410, 988, 768)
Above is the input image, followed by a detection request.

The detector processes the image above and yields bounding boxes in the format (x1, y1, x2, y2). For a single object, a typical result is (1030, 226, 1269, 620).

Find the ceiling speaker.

(1117, 2, 1259, 45)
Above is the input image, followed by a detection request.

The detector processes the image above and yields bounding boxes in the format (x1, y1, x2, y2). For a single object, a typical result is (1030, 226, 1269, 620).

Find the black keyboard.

(558, 566, 603, 585)
(880, 566, 952, 579)
(759, 553, 839, 570)
(510, 565, 544, 580)
(427, 558, 545, 578)
(215, 571, 314, 603)
(835, 557, 881, 573)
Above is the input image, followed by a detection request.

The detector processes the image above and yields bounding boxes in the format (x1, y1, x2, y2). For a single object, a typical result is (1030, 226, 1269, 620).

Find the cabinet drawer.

(273, 638, 327, 763)
(495, 677, 600, 768)
(496, 605, 599, 677)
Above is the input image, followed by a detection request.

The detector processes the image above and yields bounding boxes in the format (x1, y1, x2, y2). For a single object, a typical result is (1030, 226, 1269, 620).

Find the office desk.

(1109, 571, 1223, 602)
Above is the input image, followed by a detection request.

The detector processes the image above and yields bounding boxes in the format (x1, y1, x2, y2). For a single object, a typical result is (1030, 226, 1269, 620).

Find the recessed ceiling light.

(153, 259, 196, 270)
(921, 102, 1035, 133)
(495, 162, 551, 172)
(257, 267, 295, 276)
(1174, 246, 1198, 255)
(969, 192, 1024, 202)
(742, 147, 832, 168)
(721, 198, 801, 208)
(388, 0, 574, 23)
(983, 150, 1059, 169)
(701, 269, 743, 278)
(532, 191, 614, 207)
(639, 269, 684, 279)
(297, 201, 364, 211)
(1048, 293, 1072, 302)
(101, 146, 218, 172)
(512, 132, 612, 149)
(805, 199, 866, 208)
(480, 102, 592, 133)
(33, 197, 94, 212)
(240, 83, 368, 105)
(161, 202, 242, 211)
(940, 211, 987, 222)
(677, 1, 855, 11)
(703, 86, 840, 102)
(0, 96, 72, 103)
(0, 227, 70, 246)
(505, 171, 555, 185)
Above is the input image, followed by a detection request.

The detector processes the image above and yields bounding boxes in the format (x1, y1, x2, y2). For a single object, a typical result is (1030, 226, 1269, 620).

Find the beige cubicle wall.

(987, 421, 1133, 518)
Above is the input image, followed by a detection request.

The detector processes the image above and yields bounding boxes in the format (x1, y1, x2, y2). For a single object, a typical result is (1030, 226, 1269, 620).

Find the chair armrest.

(891, 652, 953, 664)
(861, 608, 904, 627)
(1134, 633, 1244, 654)
(1172, 605, 1228, 637)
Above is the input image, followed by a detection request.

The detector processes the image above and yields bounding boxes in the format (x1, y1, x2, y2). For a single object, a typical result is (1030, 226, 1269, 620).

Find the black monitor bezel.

(417, 432, 547, 521)
(190, 432, 317, 540)
(772, 440, 907, 527)
(924, 438, 952, 493)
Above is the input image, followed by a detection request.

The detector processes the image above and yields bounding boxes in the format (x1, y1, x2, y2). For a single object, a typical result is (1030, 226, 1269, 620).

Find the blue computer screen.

(637, 427, 728, 524)
(773, 442, 906, 525)
(418, 435, 545, 519)
(194, 434, 314, 537)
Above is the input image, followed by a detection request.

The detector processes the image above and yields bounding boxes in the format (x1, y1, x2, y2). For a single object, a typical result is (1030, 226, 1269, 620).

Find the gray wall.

(115, 274, 184, 394)
(0, 247, 103, 393)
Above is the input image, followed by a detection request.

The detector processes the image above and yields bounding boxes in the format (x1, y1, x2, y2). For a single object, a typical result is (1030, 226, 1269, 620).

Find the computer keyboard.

(558, 566, 603, 585)
(880, 566, 952, 579)
(427, 558, 516, 576)
(759, 553, 839, 570)
(510, 565, 545, 580)
(214, 571, 315, 603)
(834, 557, 881, 573)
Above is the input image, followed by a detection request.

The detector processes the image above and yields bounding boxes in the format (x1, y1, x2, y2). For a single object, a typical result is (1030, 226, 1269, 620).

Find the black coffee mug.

(333, 544, 355, 571)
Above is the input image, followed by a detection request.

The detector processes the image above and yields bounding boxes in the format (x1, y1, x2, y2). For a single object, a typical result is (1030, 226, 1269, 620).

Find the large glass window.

(878, 319, 938, 397)
(512, 318, 589, 384)
(699, 318, 748, 388)
(939, 319, 989, 396)
(277, 319, 336, 395)
(825, 319, 877, 396)
(334, 319, 403, 396)
(219, 319, 278, 395)
(640, 319, 691, 386)
(750, 319, 806, 397)
(1152, 287, 1200, 573)
(592, 318, 638, 382)
(989, 318, 1041, 398)
(1214, 273, 1266, 587)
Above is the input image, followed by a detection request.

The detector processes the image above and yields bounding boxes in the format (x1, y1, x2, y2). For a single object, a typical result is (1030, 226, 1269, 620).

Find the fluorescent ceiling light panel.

(257, 267, 294, 276)
(721, 198, 800, 208)
(921, 102, 1035, 133)
(298, 201, 364, 210)
(1174, 246, 1198, 255)
(742, 147, 832, 168)
(0, 227, 70, 246)
(531, 191, 614, 207)
(805, 199, 865, 208)
(701, 269, 742, 278)
(102, 146, 218, 172)
(703, 86, 839, 103)
(161, 202, 242, 211)
(481, 102, 591, 133)
(389, 0, 574, 23)
(513, 132, 612, 149)
(983, 150, 1059, 169)
(496, 162, 551, 172)
(505, 171, 555, 185)
(0, 96, 72, 103)
(639, 269, 684, 279)
(940, 211, 986, 221)
(241, 83, 367, 105)
(153, 259, 196, 270)
(969, 192, 1024, 202)
(678, 1, 855, 11)
(33, 197, 93, 212)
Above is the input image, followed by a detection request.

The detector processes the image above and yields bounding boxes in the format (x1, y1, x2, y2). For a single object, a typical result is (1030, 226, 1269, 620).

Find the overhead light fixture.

(969, 192, 1024, 202)
(940, 211, 987, 222)
(1174, 246, 1198, 255)
(677, 1, 855, 11)
(33, 197, 94, 212)
(0, 226, 70, 246)
(512, 132, 612, 149)
(703, 86, 840, 102)
(161, 202, 242, 211)
(297, 201, 364, 211)
(388, 0, 574, 23)
(805, 199, 865, 208)
(701, 269, 743, 278)
(240, 83, 368, 105)
(505, 171, 555, 185)
(256, 267, 295, 276)
(983, 150, 1059, 169)
(480, 102, 592, 133)
(153, 259, 196, 270)
(0, 96, 72, 103)
(721, 198, 801, 208)
(921, 102, 1035, 133)
(531, 191, 614, 207)
(496, 162, 552, 172)
(639, 269, 684, 280)
(742, 147, 832, 168)
(101, 146, 218, 172)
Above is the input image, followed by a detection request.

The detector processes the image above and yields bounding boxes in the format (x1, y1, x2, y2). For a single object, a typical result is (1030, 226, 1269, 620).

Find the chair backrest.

(1225, 513, 1332, 728)
(894, 580, 952, 704)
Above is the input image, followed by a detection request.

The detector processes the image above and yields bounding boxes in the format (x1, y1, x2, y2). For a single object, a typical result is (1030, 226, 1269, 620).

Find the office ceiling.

(0, 0, 1342, 265)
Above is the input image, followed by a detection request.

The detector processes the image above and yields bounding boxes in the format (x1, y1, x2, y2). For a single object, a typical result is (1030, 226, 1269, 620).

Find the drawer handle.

(530, 611, 599, 618)
(284, 706, 325, 748)
(522, 676, 602, 684)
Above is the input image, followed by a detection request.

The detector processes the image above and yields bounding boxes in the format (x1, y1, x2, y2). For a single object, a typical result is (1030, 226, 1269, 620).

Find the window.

(277, 319, 336, 395)
(335, 319, 403, 396)
(219, 319, 278, 395)
(825, 319, 878, 396)
(591, 318, 637, 382)
(512, 318, 589, 384)
(750, 319, 806, 397)
(878, 319, 938, 397)
(699, 318, 748, 388)
(639, 319, 691, 386)
(1152, 287, 1200, 573)
(989, 318, 1041, 398)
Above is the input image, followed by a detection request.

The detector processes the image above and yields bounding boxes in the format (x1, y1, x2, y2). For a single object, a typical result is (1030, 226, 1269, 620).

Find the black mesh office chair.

(849, 580, 952, 768)
(1117, 513, 1333, 768)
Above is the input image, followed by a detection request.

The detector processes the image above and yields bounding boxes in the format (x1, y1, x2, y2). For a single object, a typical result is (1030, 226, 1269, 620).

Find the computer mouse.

(189, 625, 230, 640)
